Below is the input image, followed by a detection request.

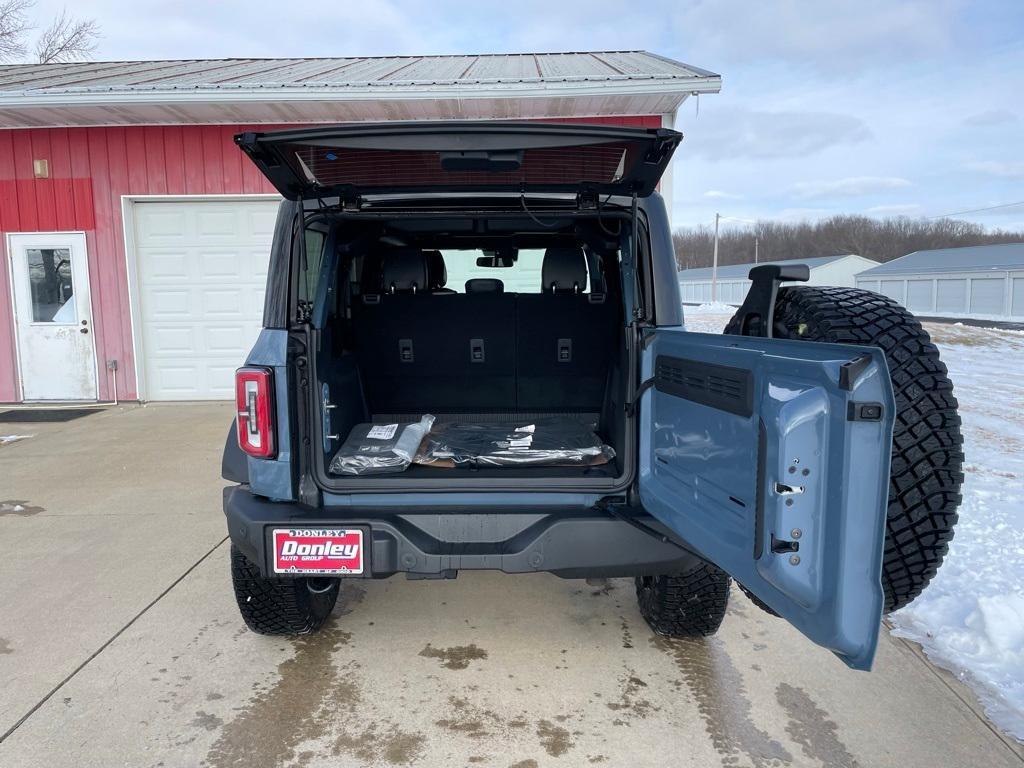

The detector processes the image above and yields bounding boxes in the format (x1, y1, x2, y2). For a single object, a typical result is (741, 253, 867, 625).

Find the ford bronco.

(221, 122, 963, 669)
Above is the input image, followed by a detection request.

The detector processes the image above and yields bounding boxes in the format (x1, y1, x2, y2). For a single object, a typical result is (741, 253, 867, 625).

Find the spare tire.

(725, 286, 964, 612)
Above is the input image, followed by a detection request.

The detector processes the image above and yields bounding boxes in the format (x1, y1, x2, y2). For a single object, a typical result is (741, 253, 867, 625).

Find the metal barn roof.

(678, 255, 852, 281)
(857, 243, 1024, 276)
(0, 51, 721, 128)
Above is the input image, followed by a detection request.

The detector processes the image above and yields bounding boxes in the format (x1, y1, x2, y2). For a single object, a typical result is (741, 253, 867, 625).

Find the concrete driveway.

(0, 404, 1021, 768)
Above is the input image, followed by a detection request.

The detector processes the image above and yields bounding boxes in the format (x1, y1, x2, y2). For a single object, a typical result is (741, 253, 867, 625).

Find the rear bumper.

(223, 486, 697, 579)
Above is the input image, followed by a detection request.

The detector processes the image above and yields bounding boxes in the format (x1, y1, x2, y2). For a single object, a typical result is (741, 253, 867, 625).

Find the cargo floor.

(328, 411, 620, 479)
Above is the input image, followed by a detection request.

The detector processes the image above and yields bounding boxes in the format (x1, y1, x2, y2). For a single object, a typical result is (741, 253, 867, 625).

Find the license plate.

(272, 528, 365, 575)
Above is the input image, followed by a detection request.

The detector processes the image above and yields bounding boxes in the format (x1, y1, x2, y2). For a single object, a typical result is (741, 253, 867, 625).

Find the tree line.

(673, 215, 1024, 271)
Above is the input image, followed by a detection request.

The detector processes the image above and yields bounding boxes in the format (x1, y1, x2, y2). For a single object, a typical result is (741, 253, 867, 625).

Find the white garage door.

(133, 199, 280, 400)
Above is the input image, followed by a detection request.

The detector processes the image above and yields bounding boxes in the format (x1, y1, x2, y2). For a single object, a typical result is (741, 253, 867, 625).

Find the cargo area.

(307, 210, 635, 490)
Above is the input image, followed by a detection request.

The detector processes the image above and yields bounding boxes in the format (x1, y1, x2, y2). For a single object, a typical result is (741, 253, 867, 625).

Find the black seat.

(425, 250, 456, 294)
(542, 246, 587, 293)
(380, 248, 428, 293)
(353, 248, 516, 413)
(465, 278, 504, 294)
(516, 246, 618, 410)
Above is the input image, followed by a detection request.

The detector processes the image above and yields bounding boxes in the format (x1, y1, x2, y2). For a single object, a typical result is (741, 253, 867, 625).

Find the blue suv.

(222, 122, 963, 670)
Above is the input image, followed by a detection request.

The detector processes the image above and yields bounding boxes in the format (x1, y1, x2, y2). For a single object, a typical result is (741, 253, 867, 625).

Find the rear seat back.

(353, 249, 515, 413)
(516, 246, 618, 410)
(353, 246, 617, 414)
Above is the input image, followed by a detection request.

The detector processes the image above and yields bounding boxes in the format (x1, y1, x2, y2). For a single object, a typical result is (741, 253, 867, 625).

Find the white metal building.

(678, 254, 878, 305)
(856, 243, 1024, 322)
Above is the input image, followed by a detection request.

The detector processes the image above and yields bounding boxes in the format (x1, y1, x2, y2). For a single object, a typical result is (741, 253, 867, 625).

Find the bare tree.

(0, 0, 33, 61)
(35, 9, 97, 64)
(0, 1, 98, 64)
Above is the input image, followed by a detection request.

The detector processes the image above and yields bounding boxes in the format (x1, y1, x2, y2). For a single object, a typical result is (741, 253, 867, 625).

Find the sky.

(24, 0, 1024, 231)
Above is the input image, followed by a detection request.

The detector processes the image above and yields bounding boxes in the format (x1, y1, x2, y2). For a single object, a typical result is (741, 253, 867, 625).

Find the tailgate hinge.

(594, 498, 687, 550)
(625, 377, 657, 417)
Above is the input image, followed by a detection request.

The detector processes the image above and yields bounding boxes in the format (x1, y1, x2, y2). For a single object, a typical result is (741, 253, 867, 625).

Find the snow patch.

(676, 307, 1024, 740)
(891, 321, 1024, 741)
(1, 435, 33, 445)
(685, 301, 737, 315)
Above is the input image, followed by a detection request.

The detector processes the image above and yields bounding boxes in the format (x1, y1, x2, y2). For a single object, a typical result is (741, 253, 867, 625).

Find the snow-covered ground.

(683, 306, 1024, 742)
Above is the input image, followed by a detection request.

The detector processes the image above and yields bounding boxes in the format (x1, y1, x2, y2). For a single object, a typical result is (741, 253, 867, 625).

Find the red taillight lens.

(235, 367, 275, 458)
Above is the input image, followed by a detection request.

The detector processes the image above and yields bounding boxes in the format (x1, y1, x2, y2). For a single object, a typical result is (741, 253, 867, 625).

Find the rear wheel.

(230, 545, 339, 635)
(635, 562, 731, 637)
(726, 286, 964, 612)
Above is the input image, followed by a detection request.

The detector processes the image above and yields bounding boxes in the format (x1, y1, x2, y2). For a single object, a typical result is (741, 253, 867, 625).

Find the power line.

(927, 200, 1024, 219)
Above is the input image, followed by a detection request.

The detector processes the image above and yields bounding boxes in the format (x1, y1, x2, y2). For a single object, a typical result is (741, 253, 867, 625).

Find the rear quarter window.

(297, 229, 327, 305)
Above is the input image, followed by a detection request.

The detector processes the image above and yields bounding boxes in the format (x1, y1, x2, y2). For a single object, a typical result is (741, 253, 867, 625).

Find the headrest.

(542, 246, 587, 293)
(424, 250, 447, 289)
(465, 278, 504, 294)
(380, 248, 428, 293)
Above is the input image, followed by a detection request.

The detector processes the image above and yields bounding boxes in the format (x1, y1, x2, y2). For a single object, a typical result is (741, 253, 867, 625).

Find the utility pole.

(711, 212, 720, 303)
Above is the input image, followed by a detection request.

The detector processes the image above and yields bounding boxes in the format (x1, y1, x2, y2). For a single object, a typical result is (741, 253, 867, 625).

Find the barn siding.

(0, 115, 659, 402)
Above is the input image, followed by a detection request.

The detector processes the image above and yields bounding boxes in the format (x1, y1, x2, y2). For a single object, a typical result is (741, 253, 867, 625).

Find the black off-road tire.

(635, 562, 732, 637)
(230, 545, 339, 635)
(726, 286, 964, 612)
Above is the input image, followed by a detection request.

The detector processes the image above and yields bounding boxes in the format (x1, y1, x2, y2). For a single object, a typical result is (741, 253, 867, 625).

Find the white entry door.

(8, 232, 97, 400)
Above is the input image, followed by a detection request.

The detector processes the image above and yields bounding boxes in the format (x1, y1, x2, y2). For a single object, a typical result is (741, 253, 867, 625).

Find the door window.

(26, 247, 76, 323)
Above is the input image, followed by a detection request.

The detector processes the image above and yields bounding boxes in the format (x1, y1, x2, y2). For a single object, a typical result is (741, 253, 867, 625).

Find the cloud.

(667, 0, 965, 71)
(966, 161, 1024, 179)
(703, 190, 743, 200)
(776, 207, 836, 222)
(962, 109, 1018, 127)
(790, 176, 912, 199)
(866, 204, 924, 216)
(683, 108, 872, 160)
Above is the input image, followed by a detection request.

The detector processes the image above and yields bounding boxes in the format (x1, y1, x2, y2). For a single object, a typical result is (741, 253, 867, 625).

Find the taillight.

(235, 367, 275, 458)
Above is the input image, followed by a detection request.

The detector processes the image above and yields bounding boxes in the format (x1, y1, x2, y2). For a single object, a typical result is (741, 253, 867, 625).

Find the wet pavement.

(1, 404, 1022, 768)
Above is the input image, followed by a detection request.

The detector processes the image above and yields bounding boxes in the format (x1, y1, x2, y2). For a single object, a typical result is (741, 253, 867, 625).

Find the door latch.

(322, 385, 339, 445)
(770, 533, 799, 554)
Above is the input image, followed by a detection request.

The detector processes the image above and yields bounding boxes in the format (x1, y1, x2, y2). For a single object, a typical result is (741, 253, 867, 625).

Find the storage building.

(678, 254, 878, 306)
(855, 243, 1024, 322)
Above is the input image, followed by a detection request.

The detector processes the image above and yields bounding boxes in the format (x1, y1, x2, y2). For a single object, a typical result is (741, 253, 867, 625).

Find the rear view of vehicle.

(222, 122, 963, 671)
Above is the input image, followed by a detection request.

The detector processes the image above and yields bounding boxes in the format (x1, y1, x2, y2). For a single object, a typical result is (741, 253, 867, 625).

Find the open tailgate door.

(235, 121, 680, 201)
(639, 330, 895, 670)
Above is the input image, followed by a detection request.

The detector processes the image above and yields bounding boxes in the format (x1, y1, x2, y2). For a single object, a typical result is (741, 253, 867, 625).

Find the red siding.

(0, 115, 660, 402)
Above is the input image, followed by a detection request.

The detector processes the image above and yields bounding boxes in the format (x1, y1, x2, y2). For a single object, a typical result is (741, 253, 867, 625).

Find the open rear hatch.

(235, 121, 681, 202)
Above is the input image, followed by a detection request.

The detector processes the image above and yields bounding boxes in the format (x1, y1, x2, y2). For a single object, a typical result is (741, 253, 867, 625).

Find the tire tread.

(727, 286, 964, 612)
(635, 563, 731, 637)
(230, 545, 338, 635)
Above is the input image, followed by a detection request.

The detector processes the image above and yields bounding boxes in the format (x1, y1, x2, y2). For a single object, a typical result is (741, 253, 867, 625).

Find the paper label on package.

(367, 424, 398, 440)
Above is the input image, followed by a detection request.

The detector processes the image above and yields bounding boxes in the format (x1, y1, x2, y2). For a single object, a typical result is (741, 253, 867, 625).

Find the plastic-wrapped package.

(414, 416, 614, 468)
(329, 415, 435, 475)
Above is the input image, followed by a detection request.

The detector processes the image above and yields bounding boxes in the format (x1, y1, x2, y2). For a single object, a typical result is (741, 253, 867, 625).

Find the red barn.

(0, 51, 720, 402)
